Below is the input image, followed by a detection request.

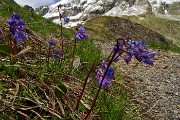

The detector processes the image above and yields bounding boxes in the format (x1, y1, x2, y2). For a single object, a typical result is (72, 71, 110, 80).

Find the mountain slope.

(83, 16, 180, 53)
(121, 14, 180, 47)
(1, 1, 180, 120)
(0, 1, 102, 119)
(39, 0, 180, 27)
(0, 0, 75, 39)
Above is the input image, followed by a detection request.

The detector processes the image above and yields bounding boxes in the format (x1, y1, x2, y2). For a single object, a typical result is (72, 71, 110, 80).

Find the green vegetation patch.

(0, 44, 8, 57)
(84, 16, 180, 53)
(0, 0, 75, 39)
(168, 2, 180, 15)
(122, 14, 180, 47)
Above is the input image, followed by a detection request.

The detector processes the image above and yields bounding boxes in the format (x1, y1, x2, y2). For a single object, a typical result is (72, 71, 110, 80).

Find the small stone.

(174, 110, 178, 114)
(174, 92, 178, 96)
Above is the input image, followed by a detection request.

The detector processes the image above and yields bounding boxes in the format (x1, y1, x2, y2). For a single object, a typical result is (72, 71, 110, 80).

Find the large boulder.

(24, 5, 34, 12)
(35, 6, 49, 16)
(125, 0, 136, 7)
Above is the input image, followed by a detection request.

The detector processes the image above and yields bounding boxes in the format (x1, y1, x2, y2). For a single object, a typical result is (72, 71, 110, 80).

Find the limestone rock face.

(35, 0, 180, 27)
(35, 6, 49, 16)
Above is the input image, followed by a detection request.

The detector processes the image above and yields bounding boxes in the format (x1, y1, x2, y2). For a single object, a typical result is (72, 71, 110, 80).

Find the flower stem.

(76, 61, 96, 110)
(47, 45, 50, 69)
(58, 5, 64, 54)
(84, 39, 119, 120)
(13, 40, 17, 64)
(8, 33, 12, 59)
(106, 50, 113, 62)
(107, 38, 123, 62)
(68, 38, 77, 75)
(39, 43, 42, 67)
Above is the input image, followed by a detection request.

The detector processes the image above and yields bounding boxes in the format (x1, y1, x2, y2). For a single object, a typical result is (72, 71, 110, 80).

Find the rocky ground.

(97, 42, 180, 120)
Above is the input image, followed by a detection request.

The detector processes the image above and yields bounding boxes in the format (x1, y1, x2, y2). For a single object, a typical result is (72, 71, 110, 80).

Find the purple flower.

(124, 53, 133, 64)
(12, 12, 20, 19)
(19, 54, 25, 59)
(98, 77, 110, 88)
(76, 32, 88, 41)
(18, 25, 25, 31)
(8, 18, 15, 26)
(79, 27, 86, 34)
(134, 51, 156, 65)
(49, 40, 56, 47)
(16, 18, 25, 26)
(129, 41, 155, 65)
(106, 68, 115, 79)
(113, 57, 119, 63)
(76, 27, 88, 41)
(64, 17, 70, 22)
(8, 12, 27, 43)
(112, 39, 155, 65)
(13, 31, 27, 43)
(112, 41, 124, 62)
(53, 50, 63, 59)
(97, 60, 115, 88)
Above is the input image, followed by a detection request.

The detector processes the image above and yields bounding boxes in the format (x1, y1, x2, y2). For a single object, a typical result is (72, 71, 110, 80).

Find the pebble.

(117, 51, 180, 119)
(98, 42, 180, 119)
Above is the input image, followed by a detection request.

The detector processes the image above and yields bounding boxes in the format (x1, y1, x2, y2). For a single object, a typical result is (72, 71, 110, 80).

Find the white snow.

(53, 18, 85, 28)
(149, 0, 180, 4)
(51, 0, 72, 7)
(69, 13, 83, 20)
(105, 5, 147, 16)
(86, 0, 98, 4)
(90, 6, 103, 13)
(42, 0, 180, 28)
(44, 12, 59, 18)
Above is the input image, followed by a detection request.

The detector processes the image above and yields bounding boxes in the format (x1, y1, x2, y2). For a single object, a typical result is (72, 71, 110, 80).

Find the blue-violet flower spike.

(64, 17, 70, 22)
(76, 27, 88, 41)
(96, 60, 115, 88)
(49, 40, 56, 47)
(53, 50, 63, 59)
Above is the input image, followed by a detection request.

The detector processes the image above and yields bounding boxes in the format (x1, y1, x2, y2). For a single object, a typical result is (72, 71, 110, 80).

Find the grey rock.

(35, 6, 49, 16)
(24, 5, 34, 12)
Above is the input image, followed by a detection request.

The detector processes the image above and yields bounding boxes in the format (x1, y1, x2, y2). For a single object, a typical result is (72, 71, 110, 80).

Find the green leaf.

(0, 44, 8, 57)
(55, 84, 67, 99)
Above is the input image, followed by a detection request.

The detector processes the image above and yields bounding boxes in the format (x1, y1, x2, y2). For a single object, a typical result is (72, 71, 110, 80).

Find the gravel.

(115, 50, 180, 120)
(97, 42, 180, 120)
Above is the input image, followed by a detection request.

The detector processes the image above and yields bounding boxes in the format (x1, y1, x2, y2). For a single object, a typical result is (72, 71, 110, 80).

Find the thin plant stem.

(68, 38, 77, 75)
(13, 40, 17, 63)
(76, 61, 96, 110)
(58, 5, 64, 55)
(39, 43, 42, 67)
(106, 50, 113, 62)
(61, 39, 64, 57)
(58, 54, 64, 71)
(8, 33, 12, 58)
(58, 5, 64, 70)
(58, 6, 63, 39)
(47, 45, 51, 69)
(107, 38, 123, 62)
(84, 39, 119, 120)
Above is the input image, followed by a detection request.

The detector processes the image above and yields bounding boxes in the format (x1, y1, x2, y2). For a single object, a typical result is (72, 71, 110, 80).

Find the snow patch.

(53, 18, 85, 28)
(149, 0, 180, 4)
(69, 13, 83, 20)
(105, 5, 147, 16)
(42, 0, 180, 28)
